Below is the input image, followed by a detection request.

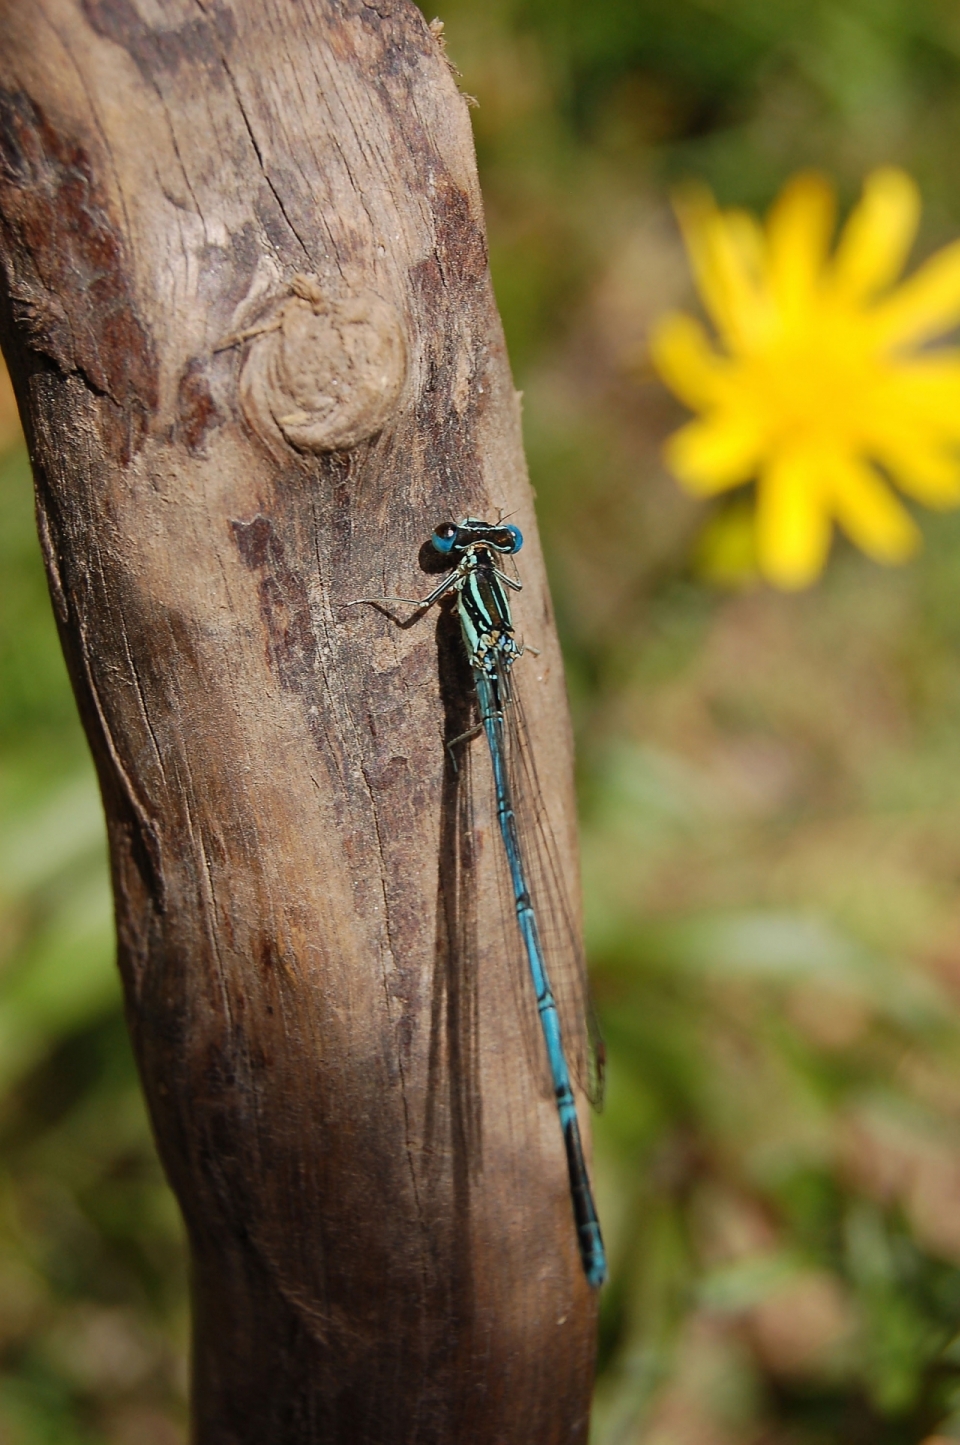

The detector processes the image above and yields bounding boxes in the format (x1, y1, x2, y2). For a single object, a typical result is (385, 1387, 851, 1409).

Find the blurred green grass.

(7, 1, 960, 1440)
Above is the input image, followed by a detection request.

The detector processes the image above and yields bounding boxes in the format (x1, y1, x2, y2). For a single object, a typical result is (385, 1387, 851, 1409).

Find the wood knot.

(219, 275, 407, 456)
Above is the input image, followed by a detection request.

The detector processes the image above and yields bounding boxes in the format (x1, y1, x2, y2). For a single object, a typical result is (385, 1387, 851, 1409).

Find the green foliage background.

(6, 1, 960, 1440)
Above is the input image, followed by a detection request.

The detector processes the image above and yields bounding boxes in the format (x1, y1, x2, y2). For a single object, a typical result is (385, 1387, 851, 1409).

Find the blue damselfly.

(355, 517, 606, 1288)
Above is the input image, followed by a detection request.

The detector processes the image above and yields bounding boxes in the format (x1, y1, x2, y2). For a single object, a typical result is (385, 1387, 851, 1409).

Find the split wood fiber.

(0, 2, 599, 1440)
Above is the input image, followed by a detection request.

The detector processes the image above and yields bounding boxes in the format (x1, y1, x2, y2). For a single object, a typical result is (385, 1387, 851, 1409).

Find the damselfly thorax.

(444, 546, 522, 677)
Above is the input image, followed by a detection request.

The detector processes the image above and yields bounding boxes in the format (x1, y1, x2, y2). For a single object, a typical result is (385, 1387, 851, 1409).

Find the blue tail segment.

(475, 669, 607, 1288)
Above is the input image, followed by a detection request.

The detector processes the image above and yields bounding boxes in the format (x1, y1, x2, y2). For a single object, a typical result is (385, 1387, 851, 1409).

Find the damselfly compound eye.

(432, 523, 459, 555)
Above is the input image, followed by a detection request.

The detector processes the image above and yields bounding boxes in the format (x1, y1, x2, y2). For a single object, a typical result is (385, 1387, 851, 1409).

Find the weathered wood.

(0, 1, 599, 1439)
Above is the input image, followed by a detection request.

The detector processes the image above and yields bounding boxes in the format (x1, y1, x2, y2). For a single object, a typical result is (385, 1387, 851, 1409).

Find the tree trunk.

(0, 2, 599, 1440)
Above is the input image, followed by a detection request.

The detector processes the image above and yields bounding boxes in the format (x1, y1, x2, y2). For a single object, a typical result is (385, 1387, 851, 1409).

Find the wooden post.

(0, 2, 599, 1439)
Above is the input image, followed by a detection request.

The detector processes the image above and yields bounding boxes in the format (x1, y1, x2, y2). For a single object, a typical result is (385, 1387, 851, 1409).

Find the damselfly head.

(431, 519, 524, 557)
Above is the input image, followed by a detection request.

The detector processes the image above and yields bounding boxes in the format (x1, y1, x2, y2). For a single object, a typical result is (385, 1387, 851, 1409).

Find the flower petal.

(723, 207, 766, 289)
(829, 167, 920, 303)
(649, 312, 731, 410)
(756, 447, 832, 589)
(663, 411, 765, 495)
(828, 454, 921, 562)
(765, 172, 836, 321)
(871, 237, 960, 349)
(673, 185, 768, 352)
(870, 356, 960, 441)
(874, 439, 960, 508)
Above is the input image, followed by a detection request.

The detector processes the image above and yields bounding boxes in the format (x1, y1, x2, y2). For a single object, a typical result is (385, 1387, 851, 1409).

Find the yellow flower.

(651, 168, 960, 589)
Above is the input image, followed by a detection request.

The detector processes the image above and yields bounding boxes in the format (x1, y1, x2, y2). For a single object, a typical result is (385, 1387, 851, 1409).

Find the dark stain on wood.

(432, 180, 488, 289)
(176, 357, 222, 452)
(231, 511, 275, 570)
(81, 0, 237, 83)
(258, 935, 282, 974)
(0, 89, 158, 454)
(231, 512, 324, 737)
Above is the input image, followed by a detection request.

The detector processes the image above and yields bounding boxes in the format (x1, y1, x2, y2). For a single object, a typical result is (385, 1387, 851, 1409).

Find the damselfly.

(355, 517, 606, 1289)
